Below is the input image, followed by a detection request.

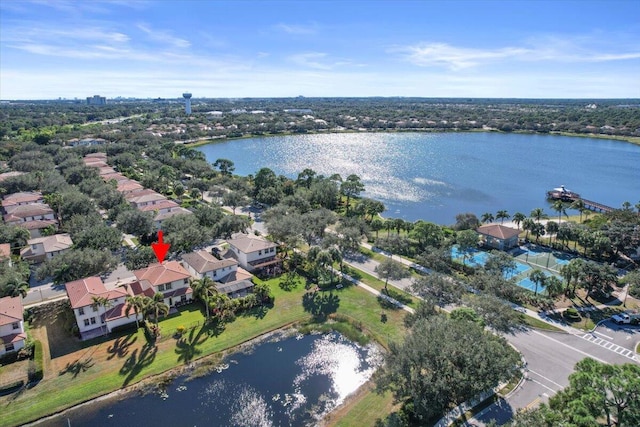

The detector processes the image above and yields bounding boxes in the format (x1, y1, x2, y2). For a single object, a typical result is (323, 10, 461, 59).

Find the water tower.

(182, 92, 192, 114)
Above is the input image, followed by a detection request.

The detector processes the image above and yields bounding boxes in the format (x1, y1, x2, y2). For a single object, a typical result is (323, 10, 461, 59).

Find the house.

(3, 204, 57, 237)
(139, 200, 180, 215)
(0, 171, 25, 183)
(182, 250, 239, 281)
(20, 233, 73, 263)
(124, 188, 161, 202)
(215, 266, 255, 298)
(102, 173, 131, 183)
(127, 191, 167, 209)
(0, 243, 11, 266)
(116, 180, 144, 194)
(225, 234, 280, 275)
(133, 261, 193, 307)
(2, 191, 44, 213)
(153, 207, 193, 229)
(0, 296, 27, 356)
(476, 224, 521, 251)
(65, 276, 138, 340)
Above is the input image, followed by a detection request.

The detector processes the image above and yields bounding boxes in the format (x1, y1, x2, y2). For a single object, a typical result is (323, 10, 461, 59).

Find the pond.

(196, 132, 640, 224)
(37, 331, 382, 427)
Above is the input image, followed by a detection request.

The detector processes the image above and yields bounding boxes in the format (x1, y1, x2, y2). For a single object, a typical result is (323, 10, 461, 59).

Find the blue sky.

(1, 0, 639, 99)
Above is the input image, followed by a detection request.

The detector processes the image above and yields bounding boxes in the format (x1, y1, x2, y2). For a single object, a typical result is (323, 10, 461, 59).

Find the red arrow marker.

(151, 230, 170, 263)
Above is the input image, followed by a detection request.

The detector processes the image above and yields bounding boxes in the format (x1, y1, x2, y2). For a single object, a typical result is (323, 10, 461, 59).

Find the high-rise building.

(183, 93, 192, 114)
(86, 95, 107, 105)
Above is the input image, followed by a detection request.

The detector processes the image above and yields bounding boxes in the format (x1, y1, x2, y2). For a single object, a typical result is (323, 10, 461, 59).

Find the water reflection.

(38, 332, 381, 427)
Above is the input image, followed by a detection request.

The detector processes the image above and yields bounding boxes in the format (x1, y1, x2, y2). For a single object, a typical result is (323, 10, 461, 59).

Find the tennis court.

(517, 270, 553, 293)
(513, 244, 575, 273)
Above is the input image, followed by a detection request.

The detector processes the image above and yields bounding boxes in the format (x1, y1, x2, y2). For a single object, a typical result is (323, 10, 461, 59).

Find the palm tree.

(44, 192, 64, 227)
(522, 218, 535, 241)
(125, 294, 146, 329)
(145, 293, 170, 325)
(190, 276, 219, 319)
(530, 207, 548, 224)
(546, 221, 559, 245)
(481, 212, 495, 224)
(529, 269, 547, 296)
(512, 212, 526, 230)
(91, 296, 113, 336)
(545, 276, 564, 299)
(496, 210, 510, 224)
(551, 200, 568, 224)
(570, 199, 586, 224)
(2, 277, 29, 298)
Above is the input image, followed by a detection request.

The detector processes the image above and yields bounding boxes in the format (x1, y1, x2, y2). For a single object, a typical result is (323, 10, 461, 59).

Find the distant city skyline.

(1, 0, 639, 100)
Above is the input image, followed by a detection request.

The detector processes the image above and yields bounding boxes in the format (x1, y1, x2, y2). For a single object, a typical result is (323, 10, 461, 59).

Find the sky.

(1, 0, 639, 100)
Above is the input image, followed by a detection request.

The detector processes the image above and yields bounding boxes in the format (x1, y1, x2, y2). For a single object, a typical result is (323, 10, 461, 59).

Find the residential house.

(153, 207, 193, 229)
(124, 188, 161, 202)
(182, 250, 255, 298)
(133, 261, 193, 307)
(0, 171, 25, 183)
(20, 233, 73, 263)
(127, 192, 167, 209)
(0, 243, 11, 266)
(139, 200, 180, 215)
(102, 173, 131, 183)
(3, 204, 57, 237)
(117, 180, 144, 194)
(225, 234, 280, 275)
(0, 296, 26, 356)
(476, 224, 521, 251)
(2, 191, 44, 213)
(65, 276, 138, 340)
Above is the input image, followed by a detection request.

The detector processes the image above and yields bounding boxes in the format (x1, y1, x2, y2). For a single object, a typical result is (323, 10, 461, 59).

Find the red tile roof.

(476, 224, 521, 240)
(65, 277, 129, 309)
(0, 296, 23, 327)
(133, 261, 191, 287)
(138, 200, 180, 212)
(0, 243, 10, 260)
(2, 192, 43, 208)
(1, 333, 27, 345)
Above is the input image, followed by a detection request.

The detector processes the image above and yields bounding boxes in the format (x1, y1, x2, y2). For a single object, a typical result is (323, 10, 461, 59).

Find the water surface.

(40, 332, 381, 427)
(197, 132, 640, 224)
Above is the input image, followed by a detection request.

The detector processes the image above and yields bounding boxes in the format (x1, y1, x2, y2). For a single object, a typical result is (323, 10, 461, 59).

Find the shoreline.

(182, 128, 640, 148)
(22, 326, 301, 427)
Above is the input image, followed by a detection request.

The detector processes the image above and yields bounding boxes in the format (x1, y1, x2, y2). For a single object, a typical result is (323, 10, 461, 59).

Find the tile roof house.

(0, 296, 27, 356)
(225, 234, 280, 274)
(0, 171, 25, 183)
(65, 276, 138, 340)
(20, 233, 73, 263)
(3, 204, 57, 237)
(0, 243, 11, 266)
(133, 261, 193, 307)
(139, 200, 180, 214)
(2, 191, 44, 213)
(101, 173, 130, 183)
(182, 250, 255, 298)
(124, 188, 159, 201)
(476, 224, 521, 250)
(127, 192, 167, 209)
(153, 207, 193, 229)
(116, 180, 144, 194)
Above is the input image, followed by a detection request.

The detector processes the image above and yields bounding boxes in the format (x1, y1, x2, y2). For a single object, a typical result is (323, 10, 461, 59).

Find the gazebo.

(476, 224, 521, 251)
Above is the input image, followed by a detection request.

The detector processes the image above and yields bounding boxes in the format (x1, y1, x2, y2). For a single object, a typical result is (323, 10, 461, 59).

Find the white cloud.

(395, 37, 640, 70)
(137, 23, 191, 48)
(274, 23, 317, 35)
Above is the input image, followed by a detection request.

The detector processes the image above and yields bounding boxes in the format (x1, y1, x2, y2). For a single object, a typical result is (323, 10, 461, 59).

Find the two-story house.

(3, 204, 57, 237)
(153, 208, 193, 230)
(225, 234, 280, 275)
(116, 180, 144, 195)
(20, 233, 73, 263)
(0, 296, 26, 356)
(1, 191, 44, 213)
(133, 261, 193, 308)
(65, 277, 138, 340)
(127, 191, 167, 209)
(139, 200, 181, 215)
(182, 250, 255, 298)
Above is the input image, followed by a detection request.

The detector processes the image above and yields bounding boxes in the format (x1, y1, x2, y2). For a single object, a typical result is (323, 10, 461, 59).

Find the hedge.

(0, 380, 24, 396)
(28, 340, 44, 383)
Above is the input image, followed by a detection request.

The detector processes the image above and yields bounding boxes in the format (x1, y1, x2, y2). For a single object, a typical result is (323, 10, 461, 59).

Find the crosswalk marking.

(580, 333, 638, 362)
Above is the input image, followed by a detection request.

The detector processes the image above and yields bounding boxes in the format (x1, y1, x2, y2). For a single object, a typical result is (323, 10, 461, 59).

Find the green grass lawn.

(0, 275, 407, 427)
(522, 315, 564, 332)
(342, 265, 419, 309)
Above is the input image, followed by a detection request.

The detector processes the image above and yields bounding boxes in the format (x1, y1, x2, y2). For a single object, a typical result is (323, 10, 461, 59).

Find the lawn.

(0, 275, 408, 427)
(342, 264, 419, 309)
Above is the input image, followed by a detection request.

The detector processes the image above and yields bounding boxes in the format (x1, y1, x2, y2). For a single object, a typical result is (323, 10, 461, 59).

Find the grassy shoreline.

(1, 277, 407, 427)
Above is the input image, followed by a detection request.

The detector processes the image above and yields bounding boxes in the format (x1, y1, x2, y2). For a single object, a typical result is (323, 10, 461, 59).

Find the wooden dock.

(547, 192, 615, 213)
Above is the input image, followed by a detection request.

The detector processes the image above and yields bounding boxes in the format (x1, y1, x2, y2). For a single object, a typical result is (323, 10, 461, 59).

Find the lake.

(196, 132, 640, 225)
(38, 332, 382, 427)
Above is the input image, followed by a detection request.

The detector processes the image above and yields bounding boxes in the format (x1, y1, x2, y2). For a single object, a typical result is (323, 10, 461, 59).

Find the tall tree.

(190, 276, 219, 319)
(125, 294, 146, 329)
(529, 269, 547, 295)
(340, 174, 365, 215)
(512, 212, 526, 229)
(481, 212, 495, 224)
(91, 295, 113, 336)
(374, 257, 409, 293)
(145, 292, 170, 325)
(213, 158, 235, 176)
(530, 207, 548, 223)
(496, 210, 510, 224)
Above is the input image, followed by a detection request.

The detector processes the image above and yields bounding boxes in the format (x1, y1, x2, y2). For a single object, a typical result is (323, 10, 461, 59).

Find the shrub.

(110, 322, 138, 334)
(28, 340, 44, 382)
(564, 307, 581, 321)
